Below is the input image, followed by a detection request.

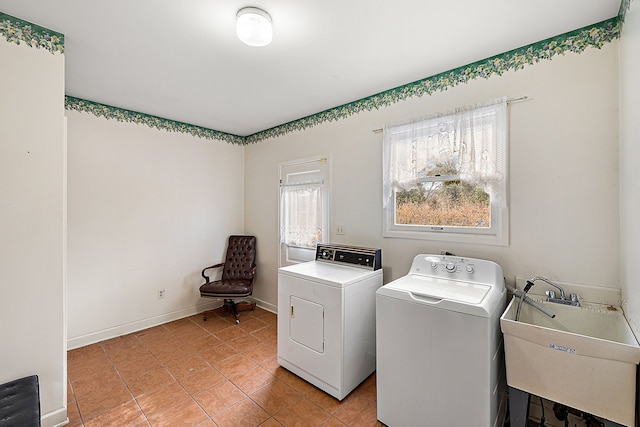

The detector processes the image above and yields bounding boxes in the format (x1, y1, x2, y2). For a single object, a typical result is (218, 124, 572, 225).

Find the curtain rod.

(371, 96, 528, 134)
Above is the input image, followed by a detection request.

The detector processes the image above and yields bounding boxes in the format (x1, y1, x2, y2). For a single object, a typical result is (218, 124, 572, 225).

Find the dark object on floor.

(0, 375, 41, 427)
(199, 235, 257, 324)
(553, 403, 605, 427)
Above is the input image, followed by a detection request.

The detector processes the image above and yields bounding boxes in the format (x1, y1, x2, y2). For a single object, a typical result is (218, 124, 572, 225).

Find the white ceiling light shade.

(236, 7, 273, 47)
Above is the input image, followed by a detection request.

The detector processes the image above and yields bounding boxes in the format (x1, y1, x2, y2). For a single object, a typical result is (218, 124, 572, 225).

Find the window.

(382, 97, 508, 245)
(279, 156, 330, 266)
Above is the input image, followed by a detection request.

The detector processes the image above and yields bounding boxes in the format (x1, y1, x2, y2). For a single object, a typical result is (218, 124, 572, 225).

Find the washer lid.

(278, 260, 382, 287)
(385, 274, 491, 304)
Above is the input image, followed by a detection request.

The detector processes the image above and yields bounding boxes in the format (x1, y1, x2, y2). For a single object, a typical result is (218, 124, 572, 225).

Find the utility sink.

(500, 296, 640, 426)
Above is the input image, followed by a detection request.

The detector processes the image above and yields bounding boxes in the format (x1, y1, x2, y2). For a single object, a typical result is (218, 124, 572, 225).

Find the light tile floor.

(67, 308, 382, 427)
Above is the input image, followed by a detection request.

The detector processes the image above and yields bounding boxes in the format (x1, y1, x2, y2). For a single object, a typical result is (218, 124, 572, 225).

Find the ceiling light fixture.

(236, 7, 272, 47)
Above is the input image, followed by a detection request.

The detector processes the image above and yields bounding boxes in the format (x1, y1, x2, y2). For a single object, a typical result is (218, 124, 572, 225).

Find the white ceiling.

(0, 1, 620, 136)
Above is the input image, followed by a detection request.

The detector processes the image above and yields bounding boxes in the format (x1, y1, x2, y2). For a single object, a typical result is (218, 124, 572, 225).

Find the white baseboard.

(67, 298, 278, 350)
(249, 296, 277, 314)
(67, 301, 221, 350)
(42, 406, 69, 427)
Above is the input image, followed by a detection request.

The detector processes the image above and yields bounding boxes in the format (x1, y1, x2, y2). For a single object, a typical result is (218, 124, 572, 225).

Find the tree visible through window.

(382, 97, 508, 245)
(395, 162, 490, 228)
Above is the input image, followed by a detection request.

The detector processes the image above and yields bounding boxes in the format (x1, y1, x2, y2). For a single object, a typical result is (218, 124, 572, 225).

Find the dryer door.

(290, 296, 324, 353)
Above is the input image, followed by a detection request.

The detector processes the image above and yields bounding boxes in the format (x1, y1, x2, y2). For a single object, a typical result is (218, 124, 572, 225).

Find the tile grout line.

(69, 309, 369, 427)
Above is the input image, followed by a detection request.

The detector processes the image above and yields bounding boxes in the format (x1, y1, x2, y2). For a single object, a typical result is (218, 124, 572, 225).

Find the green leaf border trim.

(620, 0, 632, 24)
(1, 5, 630, 145)
(245, 16, 621, 144)
(0, 12, 64, 54)
(65, 96, 245, 145)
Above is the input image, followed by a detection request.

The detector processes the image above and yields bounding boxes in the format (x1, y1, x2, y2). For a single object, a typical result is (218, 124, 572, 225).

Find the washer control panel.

(315, 243, 382, 270)
(431, 259, 475, 275)
(409, 254, 503, 286)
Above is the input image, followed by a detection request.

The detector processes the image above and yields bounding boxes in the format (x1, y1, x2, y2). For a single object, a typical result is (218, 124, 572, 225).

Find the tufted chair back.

(221, 235, 257, 281)
(199, 235, 257, 323)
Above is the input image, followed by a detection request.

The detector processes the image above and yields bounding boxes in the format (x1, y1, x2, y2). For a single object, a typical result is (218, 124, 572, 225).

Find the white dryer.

(277, 244, 382, 400)
(376, 254, 506, 427)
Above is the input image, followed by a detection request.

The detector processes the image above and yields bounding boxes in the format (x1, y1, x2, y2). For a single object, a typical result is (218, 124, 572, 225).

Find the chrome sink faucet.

(527, 276, 580, 307)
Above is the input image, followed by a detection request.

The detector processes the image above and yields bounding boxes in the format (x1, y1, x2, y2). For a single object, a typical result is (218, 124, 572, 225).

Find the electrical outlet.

(336, 225, 345, 235)
(157, 289, 165, 299)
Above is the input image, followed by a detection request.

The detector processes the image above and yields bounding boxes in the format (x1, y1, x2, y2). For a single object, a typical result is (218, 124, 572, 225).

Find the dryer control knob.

(466, 265, 474, 274)
(445, 262, 456, 272)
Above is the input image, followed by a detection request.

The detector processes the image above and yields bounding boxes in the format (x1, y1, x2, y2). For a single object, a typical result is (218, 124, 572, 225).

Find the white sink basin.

(500, 296, 640, 426)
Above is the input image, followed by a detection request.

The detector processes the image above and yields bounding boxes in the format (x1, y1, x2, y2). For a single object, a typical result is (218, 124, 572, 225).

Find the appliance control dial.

(320, 249, 333, 260)
(445, 262, 456, 272)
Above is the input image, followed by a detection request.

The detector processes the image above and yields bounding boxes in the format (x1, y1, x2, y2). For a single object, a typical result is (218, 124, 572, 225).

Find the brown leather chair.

(199, 235, 257, 324)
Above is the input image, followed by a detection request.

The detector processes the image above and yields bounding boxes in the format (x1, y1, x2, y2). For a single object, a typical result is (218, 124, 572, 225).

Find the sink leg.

(508, 386, 530, 427)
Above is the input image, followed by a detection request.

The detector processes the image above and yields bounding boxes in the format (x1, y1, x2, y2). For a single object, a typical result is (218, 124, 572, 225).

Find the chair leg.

(229, 302, 240, 324)
(229, 300, 256, 324)
(202, 299, 255, 324)
(202, 299, 256, 325)
(233, 301, 257, 324)
(202, 300, 233, 321)
(235, 301, 257, 312)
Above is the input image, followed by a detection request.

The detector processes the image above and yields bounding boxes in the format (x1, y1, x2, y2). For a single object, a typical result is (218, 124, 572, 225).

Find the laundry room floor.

(66, 307, 380, 427)
(66, 307, 592, 427)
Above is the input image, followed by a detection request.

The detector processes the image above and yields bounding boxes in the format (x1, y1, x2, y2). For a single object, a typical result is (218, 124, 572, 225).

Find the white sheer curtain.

(382, 97, 507, 208)
(280, 182, 323, 249)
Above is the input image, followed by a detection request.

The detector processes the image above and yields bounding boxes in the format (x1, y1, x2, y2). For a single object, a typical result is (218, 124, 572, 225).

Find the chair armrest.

(201, 262, 224, 282)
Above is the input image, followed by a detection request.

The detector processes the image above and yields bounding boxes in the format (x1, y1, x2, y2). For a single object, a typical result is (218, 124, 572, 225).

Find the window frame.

(382, 101, 509, 246)
(278, 155, 331, 266)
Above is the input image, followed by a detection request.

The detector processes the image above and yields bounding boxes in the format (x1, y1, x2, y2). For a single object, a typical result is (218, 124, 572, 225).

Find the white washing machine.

(277, 243, 382, 400)
(376, 254, 506, 427)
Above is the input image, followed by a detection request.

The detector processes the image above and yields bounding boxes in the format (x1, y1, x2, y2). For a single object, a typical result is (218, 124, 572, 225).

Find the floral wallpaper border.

(65, 96, 245, 145)
(0, 12, 64, 54)
(620, 0, 631, 23)
(1, 5, 630, 145)
(246, 16, 622, 144)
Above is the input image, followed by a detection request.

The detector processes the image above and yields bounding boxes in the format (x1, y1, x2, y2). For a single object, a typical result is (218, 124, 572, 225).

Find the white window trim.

(278, 155, 331, 266)
(383, 200, 509, 245)
(382, 98, 509, 246)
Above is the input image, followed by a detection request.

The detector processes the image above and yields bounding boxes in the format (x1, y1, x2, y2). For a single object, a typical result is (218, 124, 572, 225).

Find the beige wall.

(66, 110, 246, 348)
(245, 43, 620, 310)
(0, 38, 67, 426)
(1, 8, 634, 425)
(620, 1, 640, 337)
